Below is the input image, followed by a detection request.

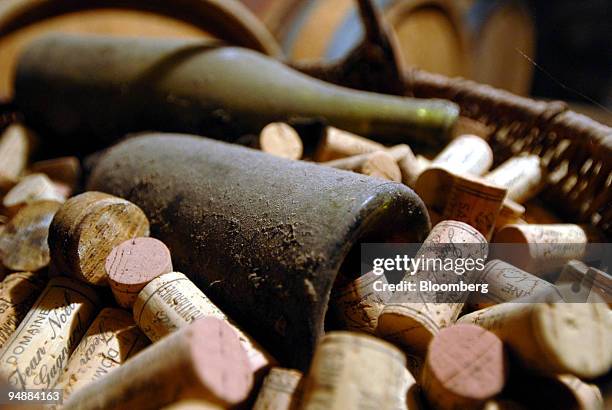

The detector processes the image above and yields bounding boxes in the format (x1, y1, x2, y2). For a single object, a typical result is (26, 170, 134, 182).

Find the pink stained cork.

(189, 317, 254, 405)
(422, 324, 507, 410)
(62, 317, 254, 409)
(106, 237, 173, 308)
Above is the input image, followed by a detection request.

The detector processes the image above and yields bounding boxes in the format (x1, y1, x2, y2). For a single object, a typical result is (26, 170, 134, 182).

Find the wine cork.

(48, 191, 150, 286)
(54, 308, 149, 402)
(322, 149, 403, 181)
(416, 166, 507, 238)
(314, 127, 385, 162)
(492, 224, 591, 273)
(555, 260, 611, 305)
(398, 154, 430, 187)
(253, 367, 303, 410)
(133, 272, 274, 376)
(485, 155, 545, 203)
(332, 270, 392, 334)
(0, 124, 35, 192)
(421, 324, 507, 410)
(300, 332, 415, 410)
(258, 123, 303, 160)
(0, 200, 62, 271)
(0, 276, 100, 390)
(556, 374, 603, 410)
(431, 135, 493, 176)
(457, 302, 612, 378)
(322, 144, 411, 170)
(62, 317, 254, 409)
(105, 237, 173, 308)
(29, 156, 81, 193)
(2, 173, 65, 216)
(358, 151, 402, 181)
(0, 271, 47, 349)
(377, 221, 488, 353)
(441, 174, 507, 238)
(468, 259, 561, 309)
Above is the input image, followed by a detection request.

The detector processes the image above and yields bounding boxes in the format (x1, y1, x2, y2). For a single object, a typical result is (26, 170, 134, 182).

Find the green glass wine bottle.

(88, 133, 431, 368)
(15, 34, 458, 153)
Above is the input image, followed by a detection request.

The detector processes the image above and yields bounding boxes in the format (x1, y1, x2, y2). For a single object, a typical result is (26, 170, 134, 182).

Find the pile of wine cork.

(0, 120, 609, 410)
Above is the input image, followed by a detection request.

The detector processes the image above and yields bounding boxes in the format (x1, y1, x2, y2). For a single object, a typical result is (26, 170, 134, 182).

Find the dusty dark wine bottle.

(88, 133, 431, 367)
(14, 34, 458, 154)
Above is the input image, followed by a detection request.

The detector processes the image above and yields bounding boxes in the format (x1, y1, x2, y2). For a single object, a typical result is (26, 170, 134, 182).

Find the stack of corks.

(0, 118, 609, 410)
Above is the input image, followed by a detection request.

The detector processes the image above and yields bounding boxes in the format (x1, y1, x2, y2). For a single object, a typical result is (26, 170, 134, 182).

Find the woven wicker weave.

(411, 69, 612, 238)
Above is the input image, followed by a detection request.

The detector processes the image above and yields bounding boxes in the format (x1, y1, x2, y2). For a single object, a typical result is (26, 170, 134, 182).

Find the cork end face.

(188, 317, 254, 405)
(360, 151, 402, 182)
(259, 123, 303, 160)
(534, 303, 612, 378)
(427, 324, 506, 401)
(492, 225, 528, 243)
(76, 201, 150, 286)
(106, 237, 173, 286)
(376, 304, 438, 353)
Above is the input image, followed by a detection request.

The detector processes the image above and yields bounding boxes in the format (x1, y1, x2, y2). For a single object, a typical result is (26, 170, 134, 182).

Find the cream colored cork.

(62, 317, 254, 410)
(0, 200, 62, 271)
(0, 271, 47, 348)
(358, 151, 402, 181)
(48, 191, 150, 286)
(0, 276, 100, 390)
(323, 145, 409, 182)
(377, 220, 488, 353)
(54, 308, 150, 402)
(398, 154, 430, 188)
(314, 127, 385, 161)
(557, 374, 604, 410)
(431, 135, 493, 176)
(322, 144, 422, 185)
(258, 123, 303, 160)
(253, 367, 303, 410)
(105, 237, 173, 308)
(485, 155, 545, 203)
(2, 173, 65, 216)
(332, 270, 392, 334)
(416, 167, 507, 238)
(300, 332, 415, 410)
(323, 144, 411, 168)
(458, 302, 612, 378)
(441, 174, 507, 238)
(468, 259, 561, 309)
(320, 150, 402, 182)
(0, 124, 36, 193)
(421, 324, 507, 410)
(133, 271, 275, 376)
(493, 224, 591, 273)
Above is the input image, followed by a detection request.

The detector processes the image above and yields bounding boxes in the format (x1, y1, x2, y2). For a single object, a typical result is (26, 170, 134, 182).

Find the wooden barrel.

(267, 0, 470, 78)
(459, 0, 535, 95)
(0, 0, 280, 100)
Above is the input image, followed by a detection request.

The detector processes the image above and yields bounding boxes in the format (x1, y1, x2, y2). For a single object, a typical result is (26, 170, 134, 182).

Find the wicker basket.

(410, 69, 612, 238)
